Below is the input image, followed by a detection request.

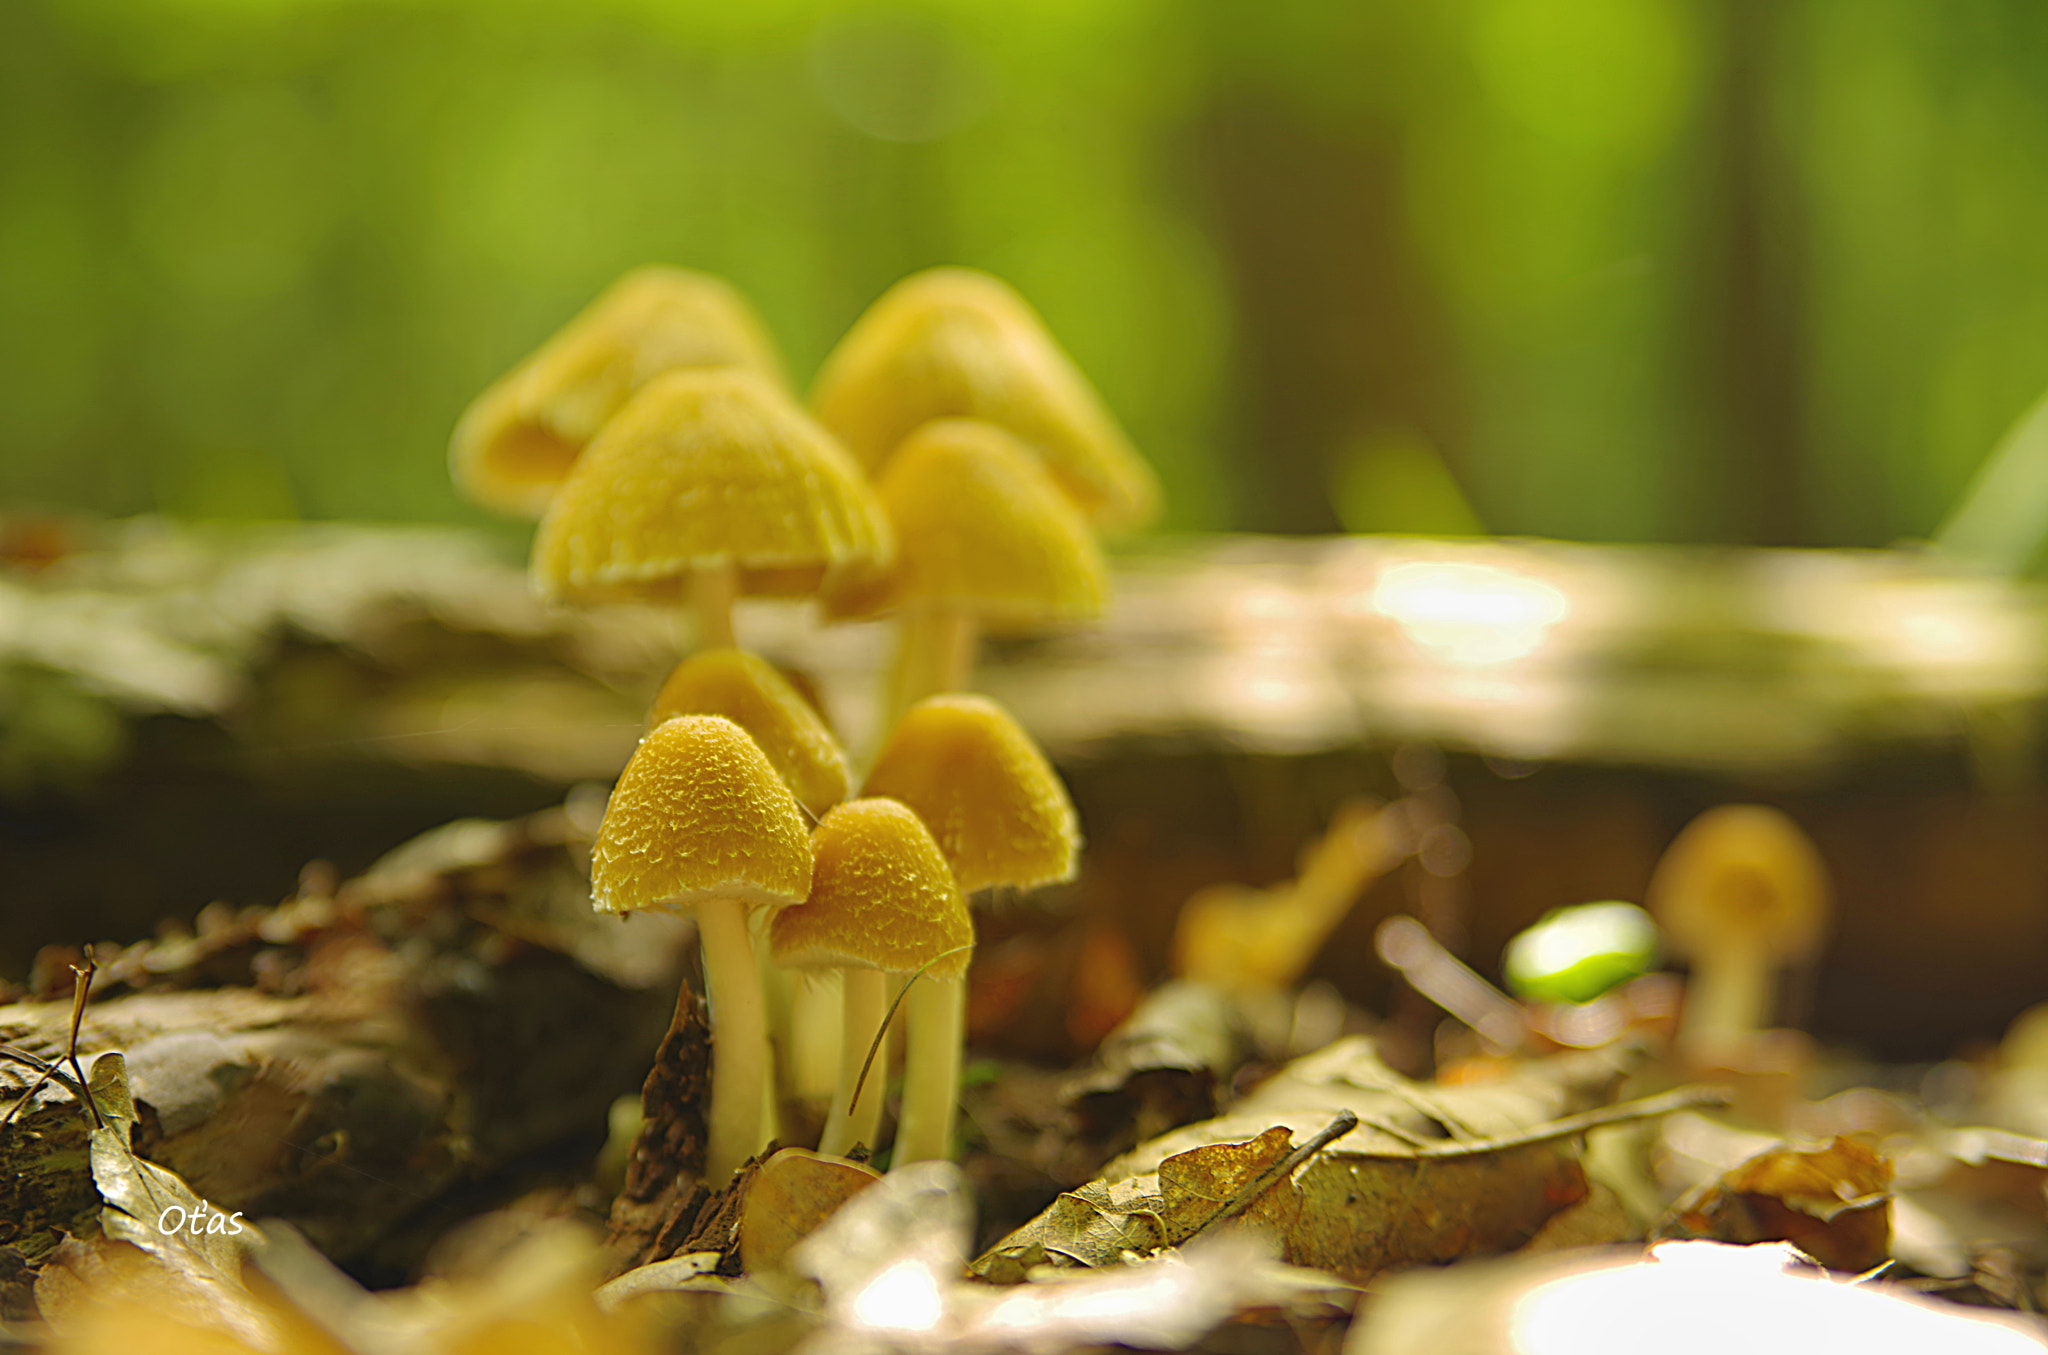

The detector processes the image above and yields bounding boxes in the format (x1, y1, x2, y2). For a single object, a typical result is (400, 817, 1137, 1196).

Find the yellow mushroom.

(531, 368, 893, 647)
(860, 694, 1082, 1162)
(771, 799, 972, 1158)
(647, 648, 850, 821)
(591, 714, 814, 1182)
(825, 418, 1107, 725)
(451, 266, 786, 516)
(810, 267, 1160, 529)
(1646, 805, 1832, 1063)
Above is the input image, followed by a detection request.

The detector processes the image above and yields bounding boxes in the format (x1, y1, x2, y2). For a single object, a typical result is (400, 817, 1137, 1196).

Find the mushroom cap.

(809, 268, 1159, 529)
(530, 368, 894, 604)
(771, 798, 973, 980)
(861, 695, 1080, 894)
(822, 419, 1108, 628)
(451, 266, 787, 517)
(590, 714, 814, 915)
(1646, 805, 1831, 962)
(647, 648, 850, 819)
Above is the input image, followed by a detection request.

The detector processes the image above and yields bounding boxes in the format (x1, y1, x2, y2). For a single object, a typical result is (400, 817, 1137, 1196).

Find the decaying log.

(0, 803, 690, 1308)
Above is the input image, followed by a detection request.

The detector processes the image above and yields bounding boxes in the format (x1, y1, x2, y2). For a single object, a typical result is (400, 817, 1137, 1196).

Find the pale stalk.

(696, 896, 773, 1181)
(883, 604, 978, 730)
(787, 970, 845, 1106)
(1677, 938, 1770, 1063)
(893, 973, 966, 1164)
(819, 968, 888, 1158)
(690, 559, 738, 650)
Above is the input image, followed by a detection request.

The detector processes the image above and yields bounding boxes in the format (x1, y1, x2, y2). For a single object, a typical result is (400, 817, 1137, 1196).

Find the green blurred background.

(6, 0, 2048, 548)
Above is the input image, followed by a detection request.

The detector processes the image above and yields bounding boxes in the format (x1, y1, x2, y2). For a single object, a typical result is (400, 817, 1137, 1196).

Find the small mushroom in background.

(862, 694, 1082, 1163)
(809, 266, 1160, 531)
(824, 418, 1108, 727)
(771, 799, 973, 1158)
(1173, 798, 1395, 993)
(590, 714, 815, 1183)
(1646, 805, 1832, 1066)
(529, 367, 893, 649)
(450, 266, 787, 517)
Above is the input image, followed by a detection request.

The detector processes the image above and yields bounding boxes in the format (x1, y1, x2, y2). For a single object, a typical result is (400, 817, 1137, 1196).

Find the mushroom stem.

(892, 972, 966, 1164)
(690, 560, 739, 650)
(787, 970, 844, 1107)
(696, 895, 774, 1180)
(1679, 937, 1772, 1062)
(819, 968, 889, 1157)
(886, 604, 978, 728)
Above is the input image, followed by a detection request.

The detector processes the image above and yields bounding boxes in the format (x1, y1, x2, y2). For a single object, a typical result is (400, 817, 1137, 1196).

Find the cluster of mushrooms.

(448, 266, 1158, 1183)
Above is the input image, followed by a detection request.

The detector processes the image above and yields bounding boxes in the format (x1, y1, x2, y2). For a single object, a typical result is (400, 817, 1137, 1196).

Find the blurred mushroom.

(862, 694, 1081, 1163)
(591, 715, 814, 1181)
(451, 266, 786, 516)
(810, 267, 1160, 529)
(771, 799, 973, 1157)
(1173, 798, 1393, 992)
(1646, 806, 1831, 1064)
(530, 367, 893, 648)
(829, 418, 1107, 724)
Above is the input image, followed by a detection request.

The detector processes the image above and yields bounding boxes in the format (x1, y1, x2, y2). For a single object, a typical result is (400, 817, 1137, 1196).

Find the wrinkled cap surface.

(451, 266, 786, 517)
(591, 714, 814, 914)
(771, 799, 972, 979)
(823, 419, 1107, 627)
(809, 268, 1159, 529)
(1647, 805, 1831, 960)
(531, 368, 893, 603)
(648, 648, 849, 819)
(861, 695, 1080, 894)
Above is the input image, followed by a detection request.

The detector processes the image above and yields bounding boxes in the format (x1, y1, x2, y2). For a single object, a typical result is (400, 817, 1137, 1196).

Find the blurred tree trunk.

(1703, 0, 1810, 546)
(1190, 95, 1464, 535)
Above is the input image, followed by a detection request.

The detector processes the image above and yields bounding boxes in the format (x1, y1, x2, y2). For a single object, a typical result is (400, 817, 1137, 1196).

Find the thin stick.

(1378, 1084, 1731, 1161)
(1181, 1110, 1361, 1241)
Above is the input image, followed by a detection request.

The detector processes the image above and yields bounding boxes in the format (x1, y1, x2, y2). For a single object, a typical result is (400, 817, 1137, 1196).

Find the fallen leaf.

(1664, 1136, 1893, 1272)
(739, 1148, 883, 1276)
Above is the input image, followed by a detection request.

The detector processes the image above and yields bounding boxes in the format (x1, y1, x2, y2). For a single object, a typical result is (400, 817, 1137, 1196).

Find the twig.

(1380, 1085, 1731, 1161)
(0, 951, 104, 1131)
(1181, 1109, 1361, 1242)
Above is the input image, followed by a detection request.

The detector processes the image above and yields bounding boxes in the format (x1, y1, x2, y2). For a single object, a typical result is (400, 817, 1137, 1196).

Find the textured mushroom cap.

(591, 715, 814, 915)
(861, 695, 1080, 894)
(809, 268, 1159, 529)
(648, 649, 849, 819)
(531, 368, 894, 604)
(451, 267, 786, 517)
(1647, 805, 1831, 961)
(822, 419, 1107, 628)
(771, 799, 973, 980)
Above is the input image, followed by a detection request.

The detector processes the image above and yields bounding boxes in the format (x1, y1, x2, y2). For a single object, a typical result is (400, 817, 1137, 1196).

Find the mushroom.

(590, 714, 814, 1181)
(827, 418, 1107, 723)
(451, 266, 786, 517)
(645, 646, 856, 1109)
(1645, 805, 1831, 1063)
(647, 648, 850, 821)
(810, 267, 1160, 529)
(1173, 799, 1394, 991)
(770, 799, 972, 1158)
(861, 694, 1082, 1162)
(530, 367, 893, 648)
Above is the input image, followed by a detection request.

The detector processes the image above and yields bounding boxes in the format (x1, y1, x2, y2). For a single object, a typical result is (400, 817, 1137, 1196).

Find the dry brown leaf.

(739, 1147, 883, 1276)
(976, 1039, 1677, 1284)
(1664, 1135, 1893, 1272)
